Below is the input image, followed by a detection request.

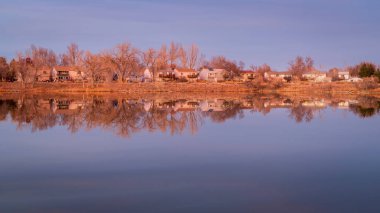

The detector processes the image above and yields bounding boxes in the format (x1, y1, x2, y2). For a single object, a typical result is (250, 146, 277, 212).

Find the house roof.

(240, 70, 255, 74)
(267, 71, 292, 75)
(303, 69, 326, 75)
(157, 69, 174, 73)
(54, 66, 77, 71)
(338, 71, 350, 74)
(176, 68, 197, 73)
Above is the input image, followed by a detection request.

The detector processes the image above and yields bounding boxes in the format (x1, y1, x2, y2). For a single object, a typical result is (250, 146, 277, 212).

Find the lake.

(0, 94, 380, 213)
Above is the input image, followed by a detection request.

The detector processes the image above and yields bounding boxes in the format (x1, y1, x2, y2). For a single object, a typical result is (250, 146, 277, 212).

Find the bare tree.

(83, 51, 109, 86)
(14, 53, 33, 87)
(0, 57, 9, 81)
(188, 44, 200, 69)
(251, 64, 271, 77)
(141, 48, 157, 68)
(210, 56, 241, 79)
(156, 44, 169, 70)
(28, 45, 57, 86)
(168, 41, 180, 67)
(60, 43, 83, 66)
(288, 56, 314, 78)
(109, 42, 139, 82)
(178, 45, 188, 68)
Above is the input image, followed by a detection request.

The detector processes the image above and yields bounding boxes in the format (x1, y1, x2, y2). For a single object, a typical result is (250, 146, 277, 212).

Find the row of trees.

(1, 42, 379, 86)
(0, 42, 207, 86)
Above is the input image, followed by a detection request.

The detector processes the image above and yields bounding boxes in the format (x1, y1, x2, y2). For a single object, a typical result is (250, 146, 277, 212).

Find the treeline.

(0, 42, 379, 86)
(0, 42, 245, 85)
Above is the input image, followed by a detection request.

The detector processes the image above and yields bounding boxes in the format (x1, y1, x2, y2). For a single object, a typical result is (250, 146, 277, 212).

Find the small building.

(264, 71, 292, 81)
(338, 71, 350, 80)
(174, 68, 198, 82)
(200, 99, 226, 112)
(302, 70, 327, 81)
(35, 67, 52, 82)
(198, 68, 227, 82)
(240, 70, 255, 81)
(52, 66, 84, 82)
(156, 69, 176, 82)
(315, 76, 332, 83)
(173, 100, 200, 111)
(143, 68, 153, 82)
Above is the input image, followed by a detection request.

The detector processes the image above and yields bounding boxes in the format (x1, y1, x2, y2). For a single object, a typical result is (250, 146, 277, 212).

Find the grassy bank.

(1, 82, 380, 97)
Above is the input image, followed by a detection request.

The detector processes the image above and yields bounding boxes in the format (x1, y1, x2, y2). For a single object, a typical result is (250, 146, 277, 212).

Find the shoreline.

(1, 82, 380, 97)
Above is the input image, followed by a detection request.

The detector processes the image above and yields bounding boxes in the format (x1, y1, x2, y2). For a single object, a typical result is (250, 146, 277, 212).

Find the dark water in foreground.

(0, 95, 380, 213)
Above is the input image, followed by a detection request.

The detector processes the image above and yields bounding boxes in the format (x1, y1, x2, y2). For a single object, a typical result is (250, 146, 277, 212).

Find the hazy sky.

(1, 0, 379, 70)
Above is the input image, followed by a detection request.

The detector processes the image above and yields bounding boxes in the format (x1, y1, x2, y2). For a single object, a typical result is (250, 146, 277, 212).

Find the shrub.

(358, 62, 376, 78)
(269, 78, 284, 89)
(355, 77, 379, 90)
(374, 70, 380, 81)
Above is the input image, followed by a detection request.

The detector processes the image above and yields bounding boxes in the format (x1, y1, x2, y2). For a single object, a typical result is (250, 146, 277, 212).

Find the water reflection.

(1, 95, 379, 137)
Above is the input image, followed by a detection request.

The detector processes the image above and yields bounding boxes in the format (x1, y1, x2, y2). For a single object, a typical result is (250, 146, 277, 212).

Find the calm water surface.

(0, 95, 380, 213)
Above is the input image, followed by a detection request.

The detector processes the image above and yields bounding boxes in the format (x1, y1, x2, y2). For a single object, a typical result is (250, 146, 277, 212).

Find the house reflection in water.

(0, 95, 379, 137)
(51, 99, 86, 113)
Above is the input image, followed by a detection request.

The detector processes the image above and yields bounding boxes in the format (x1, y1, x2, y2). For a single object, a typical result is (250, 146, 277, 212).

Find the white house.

(200, 99, 226, 112)
(198, 68, 227, 82)
(302, 70, 327, 81)
(174, 68, 198, 82)
(338, 71, 350, 80)
(143, 68, 152, 82)
(264, 71, 292, 81)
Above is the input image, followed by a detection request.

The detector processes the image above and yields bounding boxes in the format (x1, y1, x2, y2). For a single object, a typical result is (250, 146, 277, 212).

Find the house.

(143, 68, 153, 82)
(302, 70, 327, 81)
(174, 68, 198, 82)
(264, 71, 292, 81)
(301, 100, 326, 108)
(50, 99, 85, 114)
(315, 76, 332, 83)
(198, 68, 228, 82)
(240, 71, 255, 81)
(200, 99, 226, 112)
(35, 67, 52, 82)
(52, 66, 84, 82)
(173, 100, 200, 111)
(338, 71, 350, 80)
(156, 69, 176, 82)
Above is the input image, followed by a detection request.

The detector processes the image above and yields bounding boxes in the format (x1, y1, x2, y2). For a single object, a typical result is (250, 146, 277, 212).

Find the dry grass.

(1, 81, 380, 97)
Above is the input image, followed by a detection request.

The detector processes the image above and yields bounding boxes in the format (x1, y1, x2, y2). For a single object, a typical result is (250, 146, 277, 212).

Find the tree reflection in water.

(0, 95, 379, 137)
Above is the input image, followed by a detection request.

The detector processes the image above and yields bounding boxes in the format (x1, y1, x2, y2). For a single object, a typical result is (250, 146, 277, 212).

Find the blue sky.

(0, 0, 379, 70)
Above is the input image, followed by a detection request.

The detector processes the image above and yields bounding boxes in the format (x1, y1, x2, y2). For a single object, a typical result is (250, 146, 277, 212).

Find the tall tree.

(141, 48, 158, 80)
(109, 42, 139, 82)
(188, 44, 200, 69)
(157, 44, 169, 70)
(209, 56, 241, 78)
(28, 45, 57, 86)
(288, 56, 314, 78)
(178, 45, 188, 68)
(168, 41, 180, 67)
(0, 57, 9, 81)
(83, 51, 109, 86)
(60, 43, 83, 66)
(14, 53, 33, 87)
